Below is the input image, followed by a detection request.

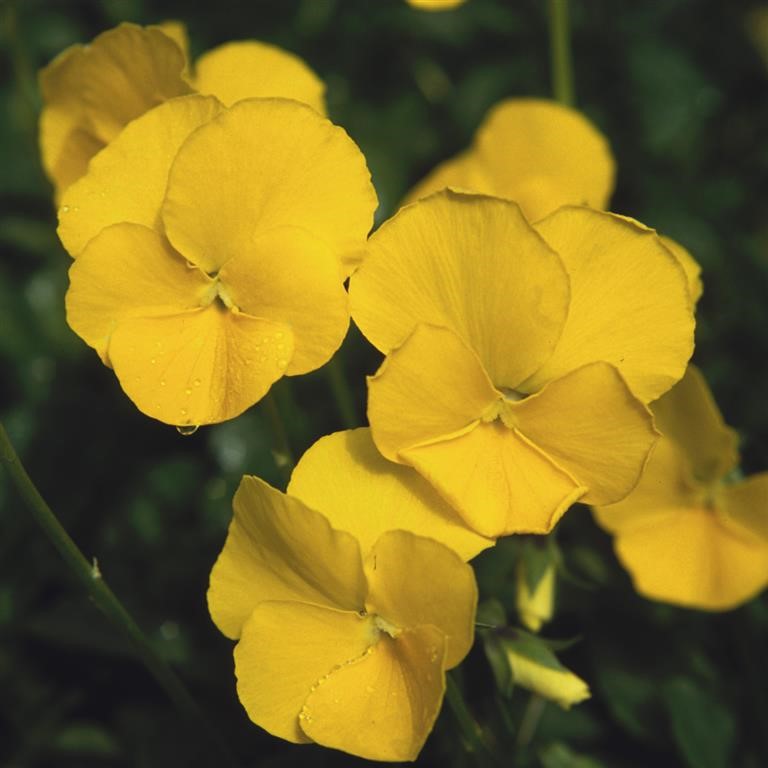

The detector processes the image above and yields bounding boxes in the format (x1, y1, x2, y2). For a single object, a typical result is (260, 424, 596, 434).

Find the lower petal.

(402, 422, 586, 537)
(235, 601, 376, 744)
(613, 507, 768, 610)
(301, 626, 446, 762)
(512, 362, 658, 505)
(108, 306, 293, 426)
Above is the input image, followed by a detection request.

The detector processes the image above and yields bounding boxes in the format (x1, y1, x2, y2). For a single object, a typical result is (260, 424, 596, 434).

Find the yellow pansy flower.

(594, 365, 768, 610)
(64, 97, 377, 427)
(517, 561, 556, 633)
(407, 0, 467, 9)
(350, 190, 695, 537)
(39, 22, 326, 199)
(404, 99, 703, 303)
(208, 455, 478, 760)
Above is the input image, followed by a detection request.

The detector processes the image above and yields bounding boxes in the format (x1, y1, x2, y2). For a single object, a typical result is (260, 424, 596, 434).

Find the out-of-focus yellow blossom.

(594, 365, 768, 611)
(64, 97, 377, 427)
(407, 0, 466, 9)
(405, 100, 703, 303)
(406, 99, 614, 223)
(502, 632, 590, 709)
(516, 562, 555, 633)
(39, 22, 325, 199)
(208, 470, 478, 761)
(350, 190, 695, 537)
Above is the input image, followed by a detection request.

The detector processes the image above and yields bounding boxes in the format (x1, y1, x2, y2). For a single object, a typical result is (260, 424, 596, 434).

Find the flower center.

(481, 388, 525, 429)
(199, 276, 238, 311)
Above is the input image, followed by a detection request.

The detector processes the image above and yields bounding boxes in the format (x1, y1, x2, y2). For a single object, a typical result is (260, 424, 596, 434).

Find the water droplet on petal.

(60, 205, 70, 213)
(180, 408, 188, 417)
(160, 379, 166, 387)
(176, 424, 199, 436)
(275, 331, 284, 339)
(184, 388, 192, 396)
(193, 378, 201, 387)
(150, 358, 156, 364)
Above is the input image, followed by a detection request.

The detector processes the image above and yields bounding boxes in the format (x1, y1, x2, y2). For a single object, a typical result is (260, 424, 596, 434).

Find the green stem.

(516, 693, 546, 749)
(324, 354, 358, 429)
(445, 673, 499, 764)
(0, 422, 238, 767)
(547, 0, 575, 106)
(262, 391, 295, 482)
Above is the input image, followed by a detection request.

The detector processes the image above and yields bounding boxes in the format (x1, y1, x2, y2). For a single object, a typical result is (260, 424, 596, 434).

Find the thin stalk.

(516, 693, 546, 749)
(0, 422, 238, 767)
(547, 0, 575, 106)
(262, 390, 295, 482)
(445, 673, 499, 765)
(324, 354, 358, 429)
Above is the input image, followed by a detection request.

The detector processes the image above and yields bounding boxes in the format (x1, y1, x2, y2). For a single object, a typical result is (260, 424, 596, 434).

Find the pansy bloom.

(39, 22, 325, 199)
(350, 190, 695, 537)
(594, 365, 768, 610)
(208, 429, 479, 761)
(64, 97, 377, 427)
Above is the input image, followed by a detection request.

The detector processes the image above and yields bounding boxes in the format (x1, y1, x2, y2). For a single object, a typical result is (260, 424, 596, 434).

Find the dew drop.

(160, 379, 167, 387)
(184, 388, 192, 396)
(276, 331, 284, 339)
(261, 336, 269, 344)
(150, 357, 156, 364)
(193, 378, 201, 387)
(60, 205, 70, 213)
(176, 425, 198, 436)
(180, 408, 188, 417)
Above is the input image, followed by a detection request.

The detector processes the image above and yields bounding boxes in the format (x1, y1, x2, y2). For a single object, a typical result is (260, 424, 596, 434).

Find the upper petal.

(235, 601, 375, 744)
(65, 223, 210, 364)
(512, 362, 658, 505)
(301, 625, 447, 762)
(208, 475, 367, 639)
(367, 323, 500, 462)
(525, 207, 694, 402)
(161, 98, 377, 275)
(287, 428, 493, 561)
(350, 191, 570, 388)
(652, 364, 739, 485)
(660, 235, 703, 304)
(363, 530, 477, 668)
(219, 227, 349, 376)
(474, 99, 615, 222)
(193, 41, 326, 113)
(108, 307, 294, 426)
(402, 422, 586, 537)
(402, 151, 494, 206)
(58, 95, 224, 257)
(717, 473, 768, 544)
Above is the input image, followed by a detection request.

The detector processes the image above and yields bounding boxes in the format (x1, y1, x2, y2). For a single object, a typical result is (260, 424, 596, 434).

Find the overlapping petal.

(208, 475, 367, 639)
(193, 41, 326, 113)
(58, 95, 224, 257)
(511, 362, 658, 505)
(717, 474, 768, 543)
(162, 98, 377, 275)
(405, 99, 614, 222)
(364, 530, 477, 667)
(219, 227, 348, 376)
(660, 235, 703, 304)
(301, 626, 447, 762)
(351, 191, 570, 387)
(235, 601, 374, 743)
(525, 207, 694, 402)
(287, 428, 492, 560)
(652, 364, 739, 484)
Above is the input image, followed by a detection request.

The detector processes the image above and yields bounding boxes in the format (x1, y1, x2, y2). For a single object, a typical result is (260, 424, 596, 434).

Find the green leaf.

(502, 629, 567, 673)
(662, 678, 736, 768)
(482, 631, 513, 698)
(539, 742, 605, 768)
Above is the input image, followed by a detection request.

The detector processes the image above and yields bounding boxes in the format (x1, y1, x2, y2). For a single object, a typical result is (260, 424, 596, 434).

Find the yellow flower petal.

(516, 562, 555, 633)
(592, 437, 698, 535)
(208, 475, 367, 639)
(613, 507, 768, 610)
(474, 99, 615, 222)
(652, 364, 739, 485)
(660, 235, 703, 304)
(403, 151, 492, 206)
(162, 98, 376, 275)
(402, 422, 586, 537)
(301, 626, 447, 762)
(76, 23, 191, 143)
(350, 191, 570, 388)
(219, 227, 348, 376)
(38, 46, 104, 201)
(193, 41, 326, 113)
(287, 428, 493, 561)
(526, 207, 694, 402)
(235, 601, 375, 744)
(155, 20, 190, 64)
(65, 223, 210, 364)
(407, 0, 466, 9)
(504, 636, 590, 709)
(109, 307, 293, 426)
(512, 362, 658, 505)
(364, 530, 477, 668)
(58, 94, 224, 258)
(367, 324, 500, 462)
(718, 473, 768, 543)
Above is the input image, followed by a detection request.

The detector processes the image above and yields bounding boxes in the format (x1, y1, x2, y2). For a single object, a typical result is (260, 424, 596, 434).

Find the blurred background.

(1, 0, 768, 766)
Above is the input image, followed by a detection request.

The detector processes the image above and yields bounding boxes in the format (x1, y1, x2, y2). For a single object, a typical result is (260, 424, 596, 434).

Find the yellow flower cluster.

(39, 18, 768, 763)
